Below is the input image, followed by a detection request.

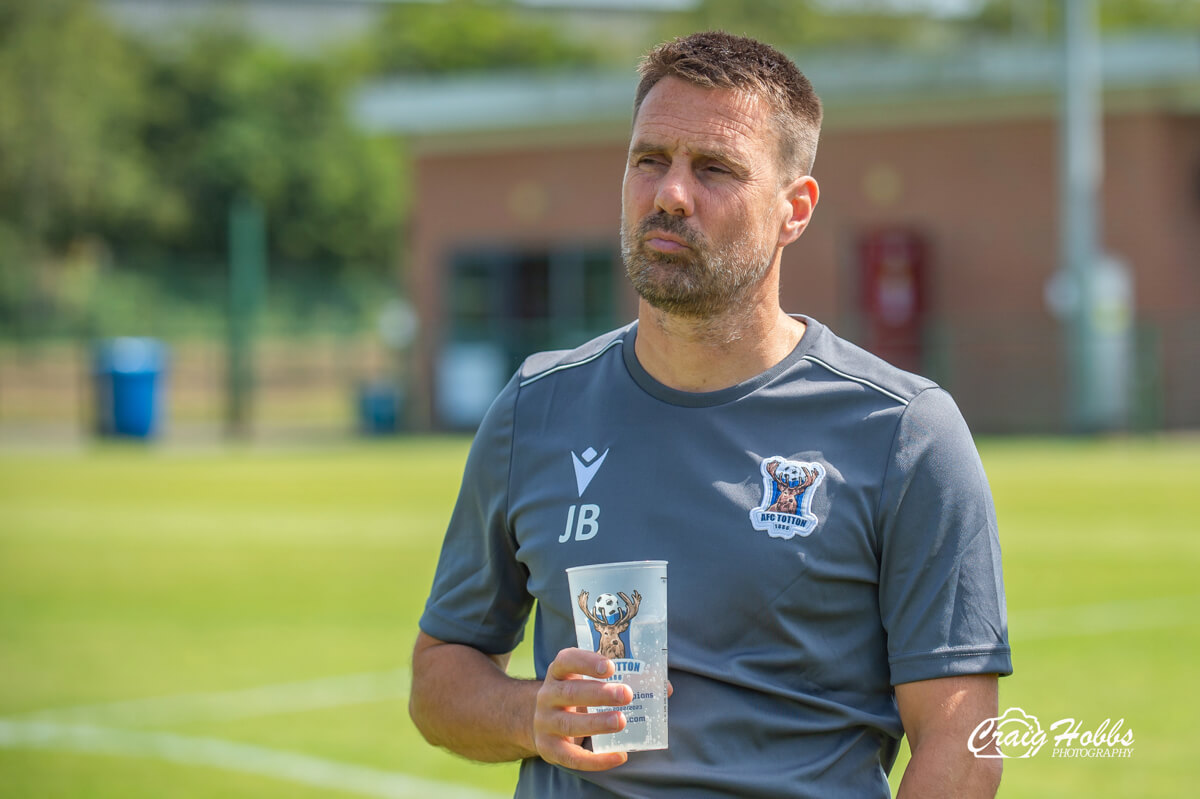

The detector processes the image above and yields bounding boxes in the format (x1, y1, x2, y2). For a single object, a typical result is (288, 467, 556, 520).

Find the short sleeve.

(418, 372, 534, 655)
(876, 388, 1012, 685)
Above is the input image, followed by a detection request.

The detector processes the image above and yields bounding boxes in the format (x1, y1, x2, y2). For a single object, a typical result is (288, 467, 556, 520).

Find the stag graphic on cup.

(577, 590, 641, 659)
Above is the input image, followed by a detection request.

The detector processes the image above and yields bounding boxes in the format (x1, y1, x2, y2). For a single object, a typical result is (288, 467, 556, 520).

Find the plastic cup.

(565, 560, 668, 754)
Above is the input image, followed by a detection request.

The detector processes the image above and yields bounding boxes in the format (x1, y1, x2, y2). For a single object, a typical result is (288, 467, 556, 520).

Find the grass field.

(1, 436, 1197, 797)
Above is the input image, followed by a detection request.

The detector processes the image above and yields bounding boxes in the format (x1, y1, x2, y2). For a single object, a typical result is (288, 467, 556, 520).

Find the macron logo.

(571, 447, 609, 497)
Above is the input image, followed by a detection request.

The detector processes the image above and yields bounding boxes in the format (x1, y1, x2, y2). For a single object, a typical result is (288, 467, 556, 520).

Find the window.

(437, 245, 618, 427)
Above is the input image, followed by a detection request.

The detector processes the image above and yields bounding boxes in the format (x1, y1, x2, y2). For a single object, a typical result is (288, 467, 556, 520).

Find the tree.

(0, 0, 165, 252)
(0, 3, 405, 334)
(361, 0, 609, 75)
(655, 0, 962, 52)
(662, 0, 1200, 52)
(129, 27, 402, 270)
(0, 0, 171, 332)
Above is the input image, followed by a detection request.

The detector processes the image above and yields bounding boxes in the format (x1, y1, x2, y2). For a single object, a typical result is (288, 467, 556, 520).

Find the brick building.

(357, 35, 1200, 431)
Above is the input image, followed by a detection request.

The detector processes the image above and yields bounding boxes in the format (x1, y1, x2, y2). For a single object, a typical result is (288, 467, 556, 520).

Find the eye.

(702, 162, 733, 176)
(637, 155, 667, 168)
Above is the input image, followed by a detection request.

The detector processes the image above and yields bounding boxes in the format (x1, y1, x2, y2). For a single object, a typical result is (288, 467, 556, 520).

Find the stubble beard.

(621, 211, 774, 320)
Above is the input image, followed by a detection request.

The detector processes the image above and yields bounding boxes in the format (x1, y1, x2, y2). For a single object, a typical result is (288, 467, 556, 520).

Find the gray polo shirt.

(420, 316, 1011, 798)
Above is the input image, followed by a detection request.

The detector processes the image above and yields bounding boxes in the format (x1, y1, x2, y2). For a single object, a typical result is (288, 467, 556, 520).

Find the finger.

(547, 648, 613, 681)
(666, 680, 674, 698)
(546, 677, 632, 711)
(540, 738, 629, 772)
(541, 706, 628, 742)
(534, 708, 629, 770)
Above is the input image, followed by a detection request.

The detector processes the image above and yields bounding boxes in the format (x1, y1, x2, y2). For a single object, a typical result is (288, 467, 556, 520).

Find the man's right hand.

(533, 647, 633, 771)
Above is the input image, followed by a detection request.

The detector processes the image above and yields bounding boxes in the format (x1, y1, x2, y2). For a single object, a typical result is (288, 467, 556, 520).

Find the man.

(410, 31, 1011, 798)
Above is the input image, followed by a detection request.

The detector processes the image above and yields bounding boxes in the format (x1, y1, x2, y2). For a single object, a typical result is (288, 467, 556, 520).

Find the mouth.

(644, 230, 691, 253)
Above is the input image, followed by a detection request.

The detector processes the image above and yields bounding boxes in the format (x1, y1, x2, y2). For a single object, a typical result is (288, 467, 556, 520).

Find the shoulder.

(800, 318, 940, 409)
(516, 324, 632, 388)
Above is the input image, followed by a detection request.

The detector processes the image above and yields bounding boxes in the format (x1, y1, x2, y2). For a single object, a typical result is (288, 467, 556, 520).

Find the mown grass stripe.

(0, 721, 506, 799)
(12, 668, 411, 727)
(1011, 595, 1200, 641)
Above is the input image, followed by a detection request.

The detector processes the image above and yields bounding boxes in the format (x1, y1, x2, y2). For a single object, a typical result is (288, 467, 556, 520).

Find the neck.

(634, 295, 806, 393)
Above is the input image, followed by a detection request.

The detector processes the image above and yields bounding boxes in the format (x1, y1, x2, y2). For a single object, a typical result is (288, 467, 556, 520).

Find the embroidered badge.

(749, 456, 826, 539)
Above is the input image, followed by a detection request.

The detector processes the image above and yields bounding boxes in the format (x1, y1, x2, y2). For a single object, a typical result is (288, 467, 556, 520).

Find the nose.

(654, 163, 694, 217)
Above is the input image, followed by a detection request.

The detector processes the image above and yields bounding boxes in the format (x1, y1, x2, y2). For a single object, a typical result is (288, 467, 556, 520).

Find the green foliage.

(362, 0, 608, 74)
(0, 0, 170, 335)
(0, 2, 405, 337)
(1096, 0, 1200, 29)
(663, 0, 1200, 51)
(131, 28, 403, 267)
(657, 0, 963, 51)
(965, 0, 1200, 38)
(0, 0, 166, 247)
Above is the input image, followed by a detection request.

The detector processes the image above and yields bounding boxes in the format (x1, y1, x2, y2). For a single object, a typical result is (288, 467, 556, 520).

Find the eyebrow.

(628, 139, 751, 174)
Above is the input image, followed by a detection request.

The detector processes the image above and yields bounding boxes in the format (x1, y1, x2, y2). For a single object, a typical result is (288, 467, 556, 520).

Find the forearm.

(897, 734, 1002, 798)
(409, 637, 541, 763)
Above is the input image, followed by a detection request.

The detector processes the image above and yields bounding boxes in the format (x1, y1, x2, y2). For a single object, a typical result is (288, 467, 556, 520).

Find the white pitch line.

(0, 720, 507, 799)
(12, 667, 412, 727)
(1012, 595, 1200, 641)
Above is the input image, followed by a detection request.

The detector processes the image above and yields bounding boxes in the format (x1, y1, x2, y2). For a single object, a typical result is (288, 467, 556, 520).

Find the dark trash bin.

(93, 337, 167, 439)
(357, 379, 403, 436)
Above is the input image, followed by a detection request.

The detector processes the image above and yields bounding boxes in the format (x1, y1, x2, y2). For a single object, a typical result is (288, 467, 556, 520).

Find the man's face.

(621, 77, 792, 319)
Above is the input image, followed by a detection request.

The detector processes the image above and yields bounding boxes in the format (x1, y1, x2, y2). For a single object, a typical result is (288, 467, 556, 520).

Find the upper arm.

(877, 389, 1011, 685)
(895, 673, 998, 753)
(418, 374, 534, 656)
(894, 674, 1003, 798)
(413, 630, 511, 674)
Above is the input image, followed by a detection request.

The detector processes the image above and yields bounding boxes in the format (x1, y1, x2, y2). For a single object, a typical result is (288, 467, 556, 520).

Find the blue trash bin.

(357, 379, 403, 435)
(93, 337, 167, 439)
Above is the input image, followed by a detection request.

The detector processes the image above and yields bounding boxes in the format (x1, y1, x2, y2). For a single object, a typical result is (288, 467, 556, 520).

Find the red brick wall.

(409, 110, 1200, 430)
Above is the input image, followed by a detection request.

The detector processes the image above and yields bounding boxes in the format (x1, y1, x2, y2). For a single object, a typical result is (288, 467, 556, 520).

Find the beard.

(620, 210, 774, 319)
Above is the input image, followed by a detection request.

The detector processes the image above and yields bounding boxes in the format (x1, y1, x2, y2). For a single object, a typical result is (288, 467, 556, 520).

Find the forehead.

(630, 77, 775, 160)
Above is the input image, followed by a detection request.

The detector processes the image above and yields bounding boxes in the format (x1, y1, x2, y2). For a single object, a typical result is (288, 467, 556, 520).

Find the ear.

(777, 175, 819, 248)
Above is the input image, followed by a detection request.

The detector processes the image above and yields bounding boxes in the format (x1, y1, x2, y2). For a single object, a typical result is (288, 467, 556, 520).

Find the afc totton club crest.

(749, 456, 827, 539)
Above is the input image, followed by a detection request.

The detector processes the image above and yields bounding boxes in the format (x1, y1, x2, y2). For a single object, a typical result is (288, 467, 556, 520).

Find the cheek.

(714, 199, 759, 237)
(623, 174, 655, 209)
(750, 196, 786, 238)
(621, 186, 642, 221)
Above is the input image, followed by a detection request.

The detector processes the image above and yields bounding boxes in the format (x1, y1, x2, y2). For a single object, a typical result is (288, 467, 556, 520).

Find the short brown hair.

(634, 31, 823, 179)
